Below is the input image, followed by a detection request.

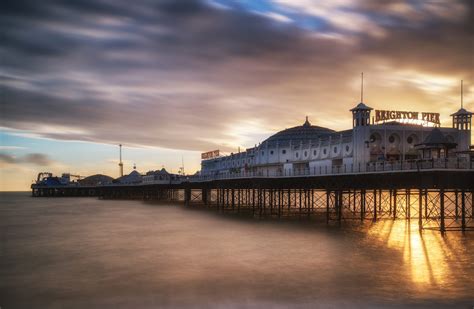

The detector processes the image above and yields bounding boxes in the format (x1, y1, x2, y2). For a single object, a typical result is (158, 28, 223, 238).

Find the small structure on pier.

(114, 170, 142, 184)
(142, 168, 182, 184)
(415, 127, 457, 159)
(78, 174, 113, 186)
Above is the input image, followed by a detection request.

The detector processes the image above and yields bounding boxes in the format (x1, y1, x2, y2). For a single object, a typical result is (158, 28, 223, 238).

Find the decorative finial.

(133, 163, 136, 170)
(303, 116, 310, 126)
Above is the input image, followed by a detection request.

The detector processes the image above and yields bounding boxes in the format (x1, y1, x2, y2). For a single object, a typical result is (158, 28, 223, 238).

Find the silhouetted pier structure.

(32, 168, 474, 233)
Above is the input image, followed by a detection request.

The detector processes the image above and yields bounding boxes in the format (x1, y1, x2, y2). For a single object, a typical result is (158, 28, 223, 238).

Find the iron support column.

(440, 189, 445, 233)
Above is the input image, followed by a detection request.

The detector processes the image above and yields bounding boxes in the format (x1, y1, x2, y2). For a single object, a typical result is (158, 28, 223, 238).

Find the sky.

(1, 0, 473, 191)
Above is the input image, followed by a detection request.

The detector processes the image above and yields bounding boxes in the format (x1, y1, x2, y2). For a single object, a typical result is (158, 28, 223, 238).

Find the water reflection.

(1, 193, 473, 308)
(367, 220, 468, 292)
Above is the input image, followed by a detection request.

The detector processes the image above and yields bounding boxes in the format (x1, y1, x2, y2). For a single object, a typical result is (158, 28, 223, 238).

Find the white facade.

(201, 103, 472, 176)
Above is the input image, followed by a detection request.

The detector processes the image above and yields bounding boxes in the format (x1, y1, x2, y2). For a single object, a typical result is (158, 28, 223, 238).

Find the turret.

(350, 72, 373, 127)
(451, 108, 472, 131)
(451, 80, 472, 151)
(350, 73, 373, 169)
(350, 102, 373, 127)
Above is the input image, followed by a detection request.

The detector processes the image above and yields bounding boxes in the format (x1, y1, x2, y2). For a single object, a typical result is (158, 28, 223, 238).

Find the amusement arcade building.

(201, 101, 472, 177)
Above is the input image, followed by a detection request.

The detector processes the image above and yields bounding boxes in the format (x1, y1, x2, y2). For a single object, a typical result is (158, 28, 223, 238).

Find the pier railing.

(192, 157, 473, 182)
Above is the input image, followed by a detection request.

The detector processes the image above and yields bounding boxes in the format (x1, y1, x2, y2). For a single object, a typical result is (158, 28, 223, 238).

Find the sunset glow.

(1, 0, 472, 190)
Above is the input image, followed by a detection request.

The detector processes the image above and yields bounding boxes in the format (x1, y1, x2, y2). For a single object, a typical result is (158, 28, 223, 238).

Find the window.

(270, 150, 274, 155)
(304, 151, 307, 157)
(282, 149, 286, 154)
(334, 146, 337, 153)
(389, 135, 395, 143)
(296, 152, 299, 158)
(313, 150, 317, 156)
(261, 151, 264, 156)
(407, 136, 413, 144)
(345, 145, 350, 152)
(323, 149, 327, 155)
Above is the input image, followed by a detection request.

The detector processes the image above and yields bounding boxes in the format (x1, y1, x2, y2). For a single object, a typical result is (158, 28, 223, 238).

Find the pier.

(32, 166, 474, 233)
(30, 101, 474, 234)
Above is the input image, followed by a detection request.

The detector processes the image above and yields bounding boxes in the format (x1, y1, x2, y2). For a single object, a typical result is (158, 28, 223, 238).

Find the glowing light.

(368, 220, 455, 290)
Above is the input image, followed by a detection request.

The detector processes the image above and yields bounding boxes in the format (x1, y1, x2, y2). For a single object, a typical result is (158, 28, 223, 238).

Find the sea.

(0, 192, 473, 308)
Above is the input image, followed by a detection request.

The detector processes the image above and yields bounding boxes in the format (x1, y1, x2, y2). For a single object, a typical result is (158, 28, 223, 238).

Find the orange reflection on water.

(366, 220, 465, 291)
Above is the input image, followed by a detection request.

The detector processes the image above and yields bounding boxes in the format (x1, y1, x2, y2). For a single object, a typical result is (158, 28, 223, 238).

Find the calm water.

(0, 192, 473, 308)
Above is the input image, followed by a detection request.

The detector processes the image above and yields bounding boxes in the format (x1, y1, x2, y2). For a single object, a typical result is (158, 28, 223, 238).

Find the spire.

(451, 80, 473, 116)
(303, 116, 311, 127)
(360, 72, 364, 103)
(118, 144, 124, 177)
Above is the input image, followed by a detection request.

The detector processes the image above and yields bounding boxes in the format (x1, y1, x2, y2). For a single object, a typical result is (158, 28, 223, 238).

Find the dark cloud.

(0, 153, 17, 164)
(0, 152, 52, 166)
(24, 153, 52, 165)
(0, 0, 471, 152)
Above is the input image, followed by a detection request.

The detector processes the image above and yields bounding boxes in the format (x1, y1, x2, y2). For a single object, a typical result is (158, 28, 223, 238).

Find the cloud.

(24, 153, 52, 165)
(0, 153, 17, 165)
(0, 0, 471, 152)
(0, 152, 53, 166)
(0, 146, 26, 150)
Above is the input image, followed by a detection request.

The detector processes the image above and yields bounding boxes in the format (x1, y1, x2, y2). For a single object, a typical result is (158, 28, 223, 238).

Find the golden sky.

(0, 0, 473, 190)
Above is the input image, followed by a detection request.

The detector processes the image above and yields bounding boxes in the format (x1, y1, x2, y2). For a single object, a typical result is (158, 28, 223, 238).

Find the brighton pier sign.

(375, 110, 440, 125)
(201, 150, 220, 160)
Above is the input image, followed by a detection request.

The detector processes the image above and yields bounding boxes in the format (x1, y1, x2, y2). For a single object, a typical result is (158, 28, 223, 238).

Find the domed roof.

(263, 117, 335, 145)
